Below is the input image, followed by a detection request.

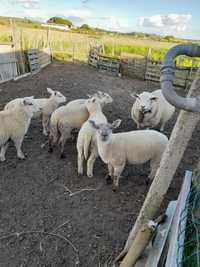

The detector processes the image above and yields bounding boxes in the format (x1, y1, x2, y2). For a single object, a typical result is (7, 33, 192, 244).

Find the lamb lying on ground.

(49, 91, 113, 158)
(131, 89, 175, 131)
(0, 97, 40, 161)
(89, 119, 168, 191)
(77, 96, 107, 177)
(5, 88, 66, 136)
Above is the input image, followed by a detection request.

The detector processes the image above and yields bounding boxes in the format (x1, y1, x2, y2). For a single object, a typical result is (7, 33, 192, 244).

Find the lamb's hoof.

(112, 185, 119, 192)
(77, 171, 83, 177)
(48, 147, 53, 153)
(145, 178, 150, 185)
(43, 131, 48, 136)
(105, 175, 112, 184)
(60, 153, 66, 159)
(18, 155, 26, 160)
(87, 173, 93, 178)
(0, 156, 6, 162)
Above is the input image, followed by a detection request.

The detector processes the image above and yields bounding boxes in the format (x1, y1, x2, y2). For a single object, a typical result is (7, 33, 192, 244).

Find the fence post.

(144, 48, 151, 80)
(47, 28, 53, 60)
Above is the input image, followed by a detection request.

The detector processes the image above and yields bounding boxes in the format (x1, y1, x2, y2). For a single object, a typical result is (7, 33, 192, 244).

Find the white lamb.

(89, 119, 168, 191)
(131, 89, 175, 131)
(5, 88, 66, 136)
(49, 91, 113, 158)
(77, 96, 107, 177)
(0, 97, 40, 161)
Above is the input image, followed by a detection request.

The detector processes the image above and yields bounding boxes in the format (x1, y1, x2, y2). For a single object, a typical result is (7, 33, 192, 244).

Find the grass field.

(0, 23, 199, 67)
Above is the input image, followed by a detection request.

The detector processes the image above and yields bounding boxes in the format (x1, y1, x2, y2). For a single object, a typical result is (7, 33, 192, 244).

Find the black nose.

(102, 134, 107, 140)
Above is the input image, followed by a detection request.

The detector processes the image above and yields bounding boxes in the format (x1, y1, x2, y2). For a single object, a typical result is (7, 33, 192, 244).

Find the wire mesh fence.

(177, 174, 200, 267)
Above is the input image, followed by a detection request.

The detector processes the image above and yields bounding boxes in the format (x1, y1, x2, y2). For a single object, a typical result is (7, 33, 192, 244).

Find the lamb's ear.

(150, 96, 158, 101)
(130, 93, 140, 100)
(89, 120, 99, 129)
(111, 119, 122, 129)
(47, 88, 54, 94)
(87, 94, 92, 98)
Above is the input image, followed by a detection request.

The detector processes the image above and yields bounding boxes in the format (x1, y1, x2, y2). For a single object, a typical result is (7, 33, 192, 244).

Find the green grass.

(0, 17, 199, 67)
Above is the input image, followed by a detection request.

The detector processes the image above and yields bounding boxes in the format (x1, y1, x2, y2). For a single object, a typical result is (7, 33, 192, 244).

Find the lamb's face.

(93, 91, 113, 105)
(21, 98, 41, 116)
(53, 91, 66, 104)
(99, 92, 113, 105)
(85, 97, 100, 112)
(47, 87, 66, 104)
(134, 92, 158, 114)
(89, 119, 122, 143)
(97, 124, 113, 142)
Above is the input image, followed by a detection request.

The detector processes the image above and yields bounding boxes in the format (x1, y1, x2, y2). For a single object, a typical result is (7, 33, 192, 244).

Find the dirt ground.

(0, 62, 199, 267)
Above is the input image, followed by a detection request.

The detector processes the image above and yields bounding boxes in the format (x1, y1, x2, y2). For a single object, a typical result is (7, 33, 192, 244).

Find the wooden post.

(144, 48, 151, 80)
(9, 19, 19, 76)
(112, 35, 115, 56)
(47, 27, 53, 60)
(72, 43, 75, 63)
(119, 224, 155, 267)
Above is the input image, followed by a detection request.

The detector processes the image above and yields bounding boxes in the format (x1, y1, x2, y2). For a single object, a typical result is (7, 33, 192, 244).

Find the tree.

(164, 35, 175, 42)
(47, 17, 72, 28)
(80, 24, 91, 30)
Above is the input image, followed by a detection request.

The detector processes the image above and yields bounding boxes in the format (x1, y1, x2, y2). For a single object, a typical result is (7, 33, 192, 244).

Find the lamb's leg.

(13, 137, 25, 159)
(160, 122, 165, 132)
(48, 125, 58, 153)
(77, 147, 84, 176)
(106, 163, 114, 184)
(113, 164, 125, 192)
(87, 145, 98, 177)
(149, 159, 159, 181)
(48, 133, 56, 153)
(42, 115, 50, 136)
(59, 129, 71, 158)
(0, 142, 9, 162)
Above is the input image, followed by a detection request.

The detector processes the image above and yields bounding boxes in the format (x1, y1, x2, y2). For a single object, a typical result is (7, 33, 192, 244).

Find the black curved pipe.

(160, 44, 200, 112)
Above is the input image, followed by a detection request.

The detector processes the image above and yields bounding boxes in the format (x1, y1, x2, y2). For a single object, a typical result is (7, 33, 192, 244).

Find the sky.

(0, 0, 199, 39)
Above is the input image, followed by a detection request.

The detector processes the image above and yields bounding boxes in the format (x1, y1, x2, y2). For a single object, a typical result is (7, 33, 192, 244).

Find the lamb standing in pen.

(131, 89, 175, 131)
(5, 88, 66, 136)
(89, 119, 168, 191)
(77, 96, 107, 177)
(0, 97, 41, 161)
(49, 91, 113, 158)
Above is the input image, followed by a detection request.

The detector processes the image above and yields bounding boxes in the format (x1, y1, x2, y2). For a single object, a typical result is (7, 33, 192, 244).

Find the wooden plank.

(144, 201, 177, 267)
(27, 49, 40, 73)
(0, 44, 18, 82)
(165, 170, 192, 267)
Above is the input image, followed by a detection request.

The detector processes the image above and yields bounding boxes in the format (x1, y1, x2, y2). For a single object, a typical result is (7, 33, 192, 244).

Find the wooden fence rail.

(88, 47, 199, 88)
(0, 44, 52, 83)
(0, 44, 18, 84)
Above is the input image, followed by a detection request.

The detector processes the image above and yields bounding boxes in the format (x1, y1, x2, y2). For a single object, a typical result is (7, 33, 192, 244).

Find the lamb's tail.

(49, 115, 59, 144)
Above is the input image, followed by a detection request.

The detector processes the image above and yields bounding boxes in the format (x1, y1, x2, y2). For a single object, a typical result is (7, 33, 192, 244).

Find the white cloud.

(62, 9, 129, 31)
(94, 16, 129, 31)
(139, 14, 192, 32)
(11, 0, 40, 9)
